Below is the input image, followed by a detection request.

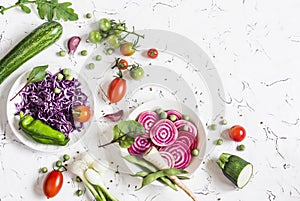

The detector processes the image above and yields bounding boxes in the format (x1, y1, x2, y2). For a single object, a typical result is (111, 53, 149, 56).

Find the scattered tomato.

(147, 48, 158, 59)
(43, 170, 63, 198)
(73, 105, 92, 123)
(118, 59, 128, 70)
(228, 125, 246, 142)
(130, 66, 144, 80)
(107, 77, 127, 103)
(120, 42, 136, 56)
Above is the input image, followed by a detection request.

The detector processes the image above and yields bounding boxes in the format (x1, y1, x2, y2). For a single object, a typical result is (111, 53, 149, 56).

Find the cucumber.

(0, 21, 63, 84)
(217, 153, 253, 188)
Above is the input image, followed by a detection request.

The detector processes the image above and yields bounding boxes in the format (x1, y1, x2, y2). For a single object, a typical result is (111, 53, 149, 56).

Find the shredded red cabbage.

(15, 70, 89, 138)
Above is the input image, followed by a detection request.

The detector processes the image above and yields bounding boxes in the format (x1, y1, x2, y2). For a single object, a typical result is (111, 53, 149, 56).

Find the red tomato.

(43, 170, 63, 198)
(120, 42, 135, 56)
(147, 48, 158, 59)
(107, 77, 126, 103)
(228, 125, 246, 142)
(118, 59, 128, 70)
(73, 105, 92, 123)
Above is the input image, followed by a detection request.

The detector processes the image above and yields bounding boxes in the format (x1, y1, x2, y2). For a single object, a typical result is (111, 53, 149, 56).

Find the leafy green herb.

(0, 0, 78, 21)
(99, 120, 145, 148)
(10, 65, 48, 101)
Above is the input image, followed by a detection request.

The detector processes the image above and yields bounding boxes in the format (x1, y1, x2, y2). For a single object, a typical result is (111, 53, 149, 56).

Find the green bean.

(131, 171, 149, 177)
(123, 155, 177, 190)
(140, 168, 188, 189)
(123, 155, 157, 172)
(177, 176, 190, 180)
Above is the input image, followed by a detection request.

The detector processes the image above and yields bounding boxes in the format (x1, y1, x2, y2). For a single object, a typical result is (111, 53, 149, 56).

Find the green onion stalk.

(69, 153, 118, 201)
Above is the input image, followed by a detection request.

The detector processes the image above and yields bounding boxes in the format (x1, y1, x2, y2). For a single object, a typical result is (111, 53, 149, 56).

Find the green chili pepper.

(19, 112, 69, 145)
(30, 135, 70, 146)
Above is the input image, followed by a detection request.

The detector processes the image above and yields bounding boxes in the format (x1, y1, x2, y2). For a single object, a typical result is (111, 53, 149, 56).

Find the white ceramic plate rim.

(6, 66, 94, 152)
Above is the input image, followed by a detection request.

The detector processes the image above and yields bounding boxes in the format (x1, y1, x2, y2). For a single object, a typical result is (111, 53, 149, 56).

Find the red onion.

(174, 120, 197, 136)
(176, 130, 197, 149)
(137, 111, 159, 138)
(159, 151, 175, 168)
(68, 36, 81, 54)
(104, 110, 124, 122)
(150, 119, 178, 147)
(160, 141, 192, 169)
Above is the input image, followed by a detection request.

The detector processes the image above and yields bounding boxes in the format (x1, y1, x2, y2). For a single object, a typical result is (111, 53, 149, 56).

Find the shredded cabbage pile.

(15, 70, 89, 137)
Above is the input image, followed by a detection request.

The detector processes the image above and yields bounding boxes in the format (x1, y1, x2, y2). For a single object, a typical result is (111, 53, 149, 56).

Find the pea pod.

(139, 168, 188, 189)
(19, 112, 69, 145)
(123, 155, 177, 190)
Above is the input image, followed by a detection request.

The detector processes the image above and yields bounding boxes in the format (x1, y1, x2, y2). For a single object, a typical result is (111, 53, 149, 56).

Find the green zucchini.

(217, 153, 253, 188)
(0, 21, 63, 84)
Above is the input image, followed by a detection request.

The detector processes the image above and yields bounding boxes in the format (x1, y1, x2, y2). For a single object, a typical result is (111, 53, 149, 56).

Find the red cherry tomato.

(107, 77, 126, 103)
(147, 48, 158, 59)
(120, 42, 135, 56)
(43, 170, 63, 198)
(73, 105, 92, 123)
(118, 59, 128, 70)
(228, 125, 246, 142)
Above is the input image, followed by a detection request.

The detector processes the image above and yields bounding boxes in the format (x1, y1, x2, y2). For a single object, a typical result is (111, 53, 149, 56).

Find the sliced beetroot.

(150, 119, 178, 147)
(137, 111, 159, 137)
(176, 130, 197, 149)
(166, 110, 182, 121)
(174, 120, 198, 136)
(160, 141, 192, 169)
(128, 136, 152, 156)
(159, 151, 175, 168)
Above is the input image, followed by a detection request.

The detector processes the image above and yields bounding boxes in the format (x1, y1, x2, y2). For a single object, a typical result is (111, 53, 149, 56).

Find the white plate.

(6, 65, 94, 152)
(124, 99, 206, 176)
(82, 29, 225, 173)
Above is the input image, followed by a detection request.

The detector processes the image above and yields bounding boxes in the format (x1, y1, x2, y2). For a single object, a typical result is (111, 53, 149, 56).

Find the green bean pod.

(140, 168, 188, 189)
(123, 155, 177, 190)
(19, 112, 68, 145)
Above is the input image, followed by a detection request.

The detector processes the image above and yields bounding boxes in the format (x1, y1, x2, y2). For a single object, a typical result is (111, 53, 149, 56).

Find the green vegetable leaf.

(10, 65, 48, 102)
(36, 0, 49, 20)
(20, 4, 31, 13)
(99, 120, 145, 149)
(28, 65, 48, 84)
(0, 0, 78, 21)
(116, 120, 145, 138)
(54, 2, 78, 21)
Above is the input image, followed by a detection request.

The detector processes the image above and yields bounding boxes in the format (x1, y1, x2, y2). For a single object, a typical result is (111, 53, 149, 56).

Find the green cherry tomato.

(107, 34, 121, 48)
(98, 18, 112, 32)
(88, 30, 102, 43)
(130, 66, 144, 80)
(115, 23, 126, 35)
(120, 42, 136, 56)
